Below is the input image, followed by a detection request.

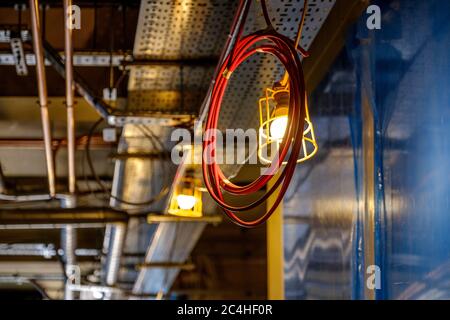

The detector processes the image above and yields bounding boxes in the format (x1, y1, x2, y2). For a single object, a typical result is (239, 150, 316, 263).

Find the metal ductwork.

(103, 223, 127, 287)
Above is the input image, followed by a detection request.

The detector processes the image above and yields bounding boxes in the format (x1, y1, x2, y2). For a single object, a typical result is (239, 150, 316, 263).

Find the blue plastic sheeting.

(354, 0, 450, 300)
(284, 0, 450, 300)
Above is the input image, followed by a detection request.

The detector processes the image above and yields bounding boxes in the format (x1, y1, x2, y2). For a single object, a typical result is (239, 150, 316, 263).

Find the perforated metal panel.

(127, 0, 336, 121)
(127, 0, 237, 111)
(219, 0, 336, 132)
(128, 65, 214, 112)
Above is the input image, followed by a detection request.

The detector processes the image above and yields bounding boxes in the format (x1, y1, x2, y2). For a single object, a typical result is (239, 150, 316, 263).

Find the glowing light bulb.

(177, 194, 196, 210)
(270, 115, 288, 140)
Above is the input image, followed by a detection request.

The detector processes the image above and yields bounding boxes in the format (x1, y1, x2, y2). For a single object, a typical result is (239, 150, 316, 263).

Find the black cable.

(261, 0, 274, 29)
(114, 69, 128, 90)
(85, 118, 169, 206)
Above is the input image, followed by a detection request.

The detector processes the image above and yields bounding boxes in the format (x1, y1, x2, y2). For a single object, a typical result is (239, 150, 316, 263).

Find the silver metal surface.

(0, 30, 30, 43)
(0, 244, 98, 258)
(0, 244, 56, 258)
(0, 193, 52, 202)
(29, 0, 56, 197)
(109, 125, 172, 212)
(107, 114, 193, 127)
(128, 0, 335, 118)
(127, 0, 237, 112)
(61, 225, 77, 300)
(132, 222, 207, 296)
(68, 284, 123, 300)
(64, 0, 76, 196)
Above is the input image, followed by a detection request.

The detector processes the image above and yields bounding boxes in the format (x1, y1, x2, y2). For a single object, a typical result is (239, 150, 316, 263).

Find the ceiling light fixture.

(258, 84, 317, 165)
(168, 177, 203, 218)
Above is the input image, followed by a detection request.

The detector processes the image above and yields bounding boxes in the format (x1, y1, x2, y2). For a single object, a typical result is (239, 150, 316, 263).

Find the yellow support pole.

(266, 173, 285, 300)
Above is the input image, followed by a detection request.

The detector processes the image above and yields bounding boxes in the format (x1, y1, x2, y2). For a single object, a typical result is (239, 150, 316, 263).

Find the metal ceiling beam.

(122, 58, 217, 68)
(43, 42, 196, 125)
(0, 0, 141, 7)
(43, 40, 111, 119)
(0, 137, 113, 150)
(0, 52, 127, 66)
(0, 208, 128, 228)
(0, 52, 218, 68)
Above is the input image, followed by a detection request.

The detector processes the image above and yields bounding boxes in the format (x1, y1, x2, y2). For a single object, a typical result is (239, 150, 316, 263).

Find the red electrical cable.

(202, 0, 309, 228)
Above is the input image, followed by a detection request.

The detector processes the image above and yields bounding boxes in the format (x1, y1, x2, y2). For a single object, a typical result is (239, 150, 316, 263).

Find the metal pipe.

(29, 0, 56, 197)
(0, 244, 99, 258)
(104, 222, 126, 286)
(63, 1, 77, 300)
(0, 243, 56, 258)
(61, 225, 76, 300)
(99, 224, 112, 290)
(61, 228, 77, 268)
(0, 208, 128, 227)
(64, 0, 76, 196)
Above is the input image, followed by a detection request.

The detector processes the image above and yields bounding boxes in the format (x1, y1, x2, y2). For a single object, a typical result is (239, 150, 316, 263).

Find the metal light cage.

(258, 86, 318, 165)
(168, 177, 203, 218)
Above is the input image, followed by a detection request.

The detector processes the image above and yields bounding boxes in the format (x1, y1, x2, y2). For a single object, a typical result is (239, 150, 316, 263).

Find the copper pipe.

(63, 3, 77, 299)
(64, 0, 76, 196)
(29, 0, 56, 197)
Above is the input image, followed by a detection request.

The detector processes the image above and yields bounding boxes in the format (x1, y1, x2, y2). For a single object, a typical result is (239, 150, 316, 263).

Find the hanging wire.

(202, 0, 311, 227)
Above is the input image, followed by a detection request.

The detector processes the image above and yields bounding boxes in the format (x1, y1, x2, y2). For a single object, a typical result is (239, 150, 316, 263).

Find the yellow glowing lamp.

(168, 177, 202, 218)
(258, 85, 318, 165)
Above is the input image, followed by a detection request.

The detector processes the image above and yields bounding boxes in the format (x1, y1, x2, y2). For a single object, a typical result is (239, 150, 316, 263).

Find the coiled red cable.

(202, 0, 309, 228)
